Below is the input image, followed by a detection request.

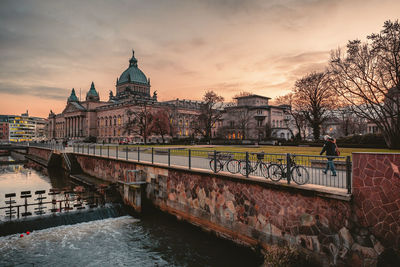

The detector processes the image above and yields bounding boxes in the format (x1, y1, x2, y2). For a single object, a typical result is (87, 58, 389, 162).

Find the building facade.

(48, 51, 203, 143)
(216, 95, 292, 141)
(47, 51, 298, 144)
(0, 112, 47, 143)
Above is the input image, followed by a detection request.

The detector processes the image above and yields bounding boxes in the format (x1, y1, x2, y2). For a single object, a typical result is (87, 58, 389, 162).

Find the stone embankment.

(27, 147, 400, 266)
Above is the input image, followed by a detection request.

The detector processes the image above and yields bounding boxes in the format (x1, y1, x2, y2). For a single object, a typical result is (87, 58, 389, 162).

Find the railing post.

(346, 156, 352, 194)
(213, 150, 217, 173)
(87, 145, 89, 154)
(168, 149, 171, 166)
(188, 149, 191, 169)
(93, 145, 95, 155)
(100, 145, 102, 156)
(107, 145, 110, 158)
(116, 145, 118, 159)
(137, 146, 140, 162)
(151, 147, 154, 164)
(126, 146, 128, 160)
(286, 153, 292, 184)
(245, 152, 249, 177)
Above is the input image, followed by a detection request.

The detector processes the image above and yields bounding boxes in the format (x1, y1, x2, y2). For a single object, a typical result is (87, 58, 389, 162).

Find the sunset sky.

(0, 0, 399, 118)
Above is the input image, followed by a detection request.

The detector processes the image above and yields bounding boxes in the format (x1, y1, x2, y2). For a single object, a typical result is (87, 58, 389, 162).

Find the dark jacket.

(320, 139, 336, 156)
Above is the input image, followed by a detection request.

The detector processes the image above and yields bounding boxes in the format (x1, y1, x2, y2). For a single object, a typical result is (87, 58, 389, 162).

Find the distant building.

(0, 115, 9, 142)
(0, 112, 47, 142)
(47, 51, 203, 143)
(217, 95, 292, 141)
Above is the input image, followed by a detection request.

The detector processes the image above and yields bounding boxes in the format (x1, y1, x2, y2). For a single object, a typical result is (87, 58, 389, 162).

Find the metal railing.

(68, 144, 352, 192)
(1, 189, 102, 220)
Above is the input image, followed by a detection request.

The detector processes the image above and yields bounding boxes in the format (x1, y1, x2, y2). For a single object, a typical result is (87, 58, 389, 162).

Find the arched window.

(114, 116, 117, 126)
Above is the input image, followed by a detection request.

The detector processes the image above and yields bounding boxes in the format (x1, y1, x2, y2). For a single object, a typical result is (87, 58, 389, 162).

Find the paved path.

(74, 145, 347, 189)
(27, 144, 348, 190)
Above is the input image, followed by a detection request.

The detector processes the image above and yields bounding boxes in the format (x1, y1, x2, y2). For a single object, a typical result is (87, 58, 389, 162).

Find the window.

(272, 120, 275, 127)
(114, 117, 117, 125)
(257, 120, 262, 127)
(230, 121, 234, 127)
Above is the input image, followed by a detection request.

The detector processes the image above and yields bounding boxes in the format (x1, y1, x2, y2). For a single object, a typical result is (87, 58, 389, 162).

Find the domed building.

(110, 50, 156, 103)
(47, 50, 201, 143)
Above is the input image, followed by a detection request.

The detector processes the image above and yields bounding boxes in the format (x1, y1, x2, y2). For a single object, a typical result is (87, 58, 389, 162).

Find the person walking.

(320, 135, 337, 176)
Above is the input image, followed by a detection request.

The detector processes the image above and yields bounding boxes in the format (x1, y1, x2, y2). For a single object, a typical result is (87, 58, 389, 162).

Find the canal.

(0, 158, 263, 266)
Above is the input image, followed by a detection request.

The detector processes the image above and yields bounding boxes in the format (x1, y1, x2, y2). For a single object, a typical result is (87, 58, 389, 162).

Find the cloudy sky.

(0, 0, 399, 117)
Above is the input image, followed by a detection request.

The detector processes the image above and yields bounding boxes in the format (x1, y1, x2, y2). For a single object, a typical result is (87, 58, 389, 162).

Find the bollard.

(151, 147, 154, 164)
(168, 149, 171, 166)
(116, 145, 118, 159)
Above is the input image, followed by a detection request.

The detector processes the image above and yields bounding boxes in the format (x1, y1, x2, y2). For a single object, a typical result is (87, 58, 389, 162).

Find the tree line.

(276, 20, 400, 149)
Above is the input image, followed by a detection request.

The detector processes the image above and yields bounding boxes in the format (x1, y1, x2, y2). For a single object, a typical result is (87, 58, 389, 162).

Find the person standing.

(320, 135, 337, 176)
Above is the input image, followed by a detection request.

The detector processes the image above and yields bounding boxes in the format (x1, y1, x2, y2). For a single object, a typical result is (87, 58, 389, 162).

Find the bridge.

(4, 143, 400, 266)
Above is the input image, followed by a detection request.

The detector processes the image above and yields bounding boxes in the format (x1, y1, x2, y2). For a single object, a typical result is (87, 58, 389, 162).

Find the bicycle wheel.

(291, 166, 309, 185)
(268, 164, 283, 182)
(209, 159, 222, 173)
(226, 159, 240, 174)
(259, 162, 269, 178)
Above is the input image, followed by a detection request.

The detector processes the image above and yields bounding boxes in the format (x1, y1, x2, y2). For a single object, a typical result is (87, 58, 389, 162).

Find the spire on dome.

(129, 49, 138, 67)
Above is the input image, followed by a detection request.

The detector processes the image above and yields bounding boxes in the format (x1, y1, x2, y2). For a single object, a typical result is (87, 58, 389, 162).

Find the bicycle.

(267, 155, 309, 185)
(209, 152, 240, 174)
(238, 153, 269, 178)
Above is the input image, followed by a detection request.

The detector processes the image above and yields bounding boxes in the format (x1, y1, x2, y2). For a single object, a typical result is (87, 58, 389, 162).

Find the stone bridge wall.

(26, 148, 400, 266)
(28, 147, 52, 161)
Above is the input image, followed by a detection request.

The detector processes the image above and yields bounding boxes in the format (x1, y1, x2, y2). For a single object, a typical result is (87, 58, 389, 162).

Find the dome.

(118, 50, 149, 85)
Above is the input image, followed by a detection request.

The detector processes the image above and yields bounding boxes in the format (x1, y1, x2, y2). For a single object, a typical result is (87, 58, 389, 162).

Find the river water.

(0, 158, 263, 266)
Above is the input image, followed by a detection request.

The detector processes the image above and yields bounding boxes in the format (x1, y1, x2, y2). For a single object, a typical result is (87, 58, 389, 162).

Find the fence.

(70, 144, 351, 192)
(0, 189, 102, 220)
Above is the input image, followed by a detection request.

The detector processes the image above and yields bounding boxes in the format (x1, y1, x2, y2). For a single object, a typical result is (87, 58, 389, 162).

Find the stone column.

(76, 116, 81, 137)
(72, 117, 75, 138)
(74, 116, 77, 137)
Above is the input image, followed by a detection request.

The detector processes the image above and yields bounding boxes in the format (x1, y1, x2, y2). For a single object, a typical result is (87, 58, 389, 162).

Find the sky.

(0, 0, 399, 118)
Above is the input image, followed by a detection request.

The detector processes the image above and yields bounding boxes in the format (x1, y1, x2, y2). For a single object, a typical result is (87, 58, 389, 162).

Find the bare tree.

(293, 72, 336, 140)
(275, 93, 308, 140)
(150, 107, 172, 144)
(330, 20, 400, 148)
(124, 103, 153, 144)
(233, 108, 254, 140)
(193, 90, 224, 143)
